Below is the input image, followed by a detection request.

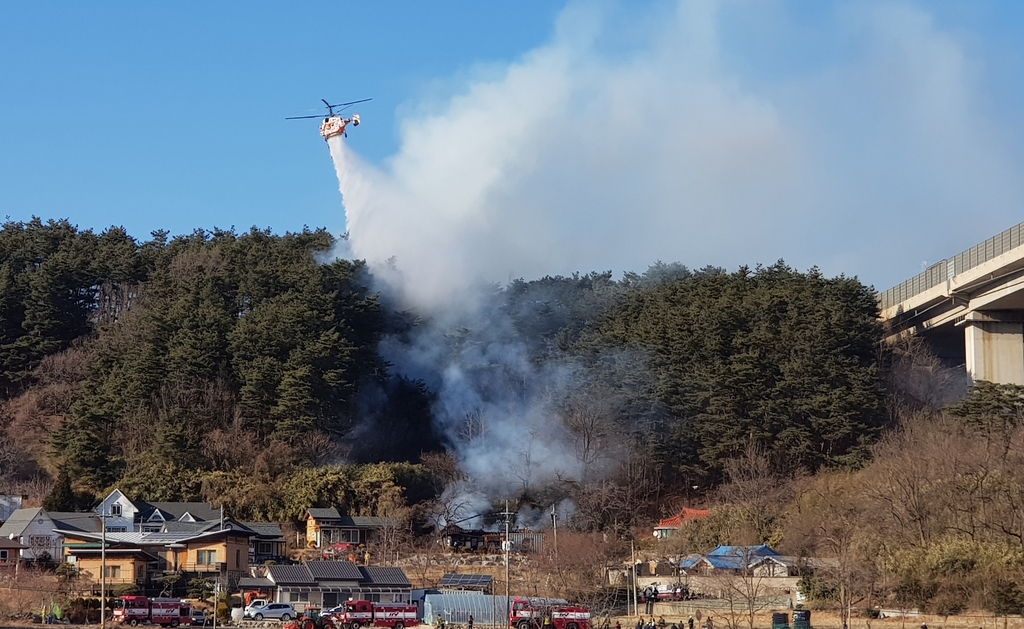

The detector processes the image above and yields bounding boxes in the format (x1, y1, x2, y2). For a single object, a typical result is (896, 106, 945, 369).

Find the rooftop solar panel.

(440, 573, 494, 588)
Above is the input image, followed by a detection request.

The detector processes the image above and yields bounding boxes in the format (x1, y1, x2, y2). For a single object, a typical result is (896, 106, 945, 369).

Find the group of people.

(622, 615, 707, 629)
(639, 585, 688, 614)
(435, 614, 474, 629)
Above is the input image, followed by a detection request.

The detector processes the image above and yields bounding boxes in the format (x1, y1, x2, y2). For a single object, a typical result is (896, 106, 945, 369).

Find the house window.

(197, 550, 217, 565)
(103, 566, 121, 578)
(0, 550, 8, 563)
(257, 542, 272, 555)
(340, 529, 360, 543)
(289, 592, 309, 602)
(27, 535, 51, 547)
(106, 527, 127, 533)
(142, 526, 161, 533)
(235, 549, 240, 568)
(110, 504, 122, 517)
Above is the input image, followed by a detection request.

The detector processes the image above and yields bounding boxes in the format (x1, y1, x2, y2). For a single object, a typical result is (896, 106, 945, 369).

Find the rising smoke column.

(324, 0, 1024, 515)
(330, 133, 593, 517)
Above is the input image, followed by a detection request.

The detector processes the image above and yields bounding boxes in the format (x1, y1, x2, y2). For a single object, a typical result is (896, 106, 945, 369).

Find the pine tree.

(43, 467, 77, 512)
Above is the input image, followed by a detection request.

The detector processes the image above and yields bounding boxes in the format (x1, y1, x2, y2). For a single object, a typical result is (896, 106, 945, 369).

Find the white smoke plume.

(330, 0, 1023, 308)
(326, 0, 1024, 508)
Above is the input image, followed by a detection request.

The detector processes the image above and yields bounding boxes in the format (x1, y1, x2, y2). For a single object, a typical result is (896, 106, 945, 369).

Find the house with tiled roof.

(653, 507, 710, 539)
(95, 489, 223, 533)
(242, 521, 287, 565)
(0, 508, 103, 562)
(304, 508, 397, 549)
(679, 545, 797, 576)
(251, 560, 412, 610)
(678, 545, 839, 582)
(57, 522, 255, 595)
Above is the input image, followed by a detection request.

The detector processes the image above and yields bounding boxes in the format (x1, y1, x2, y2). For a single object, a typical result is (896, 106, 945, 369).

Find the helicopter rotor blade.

(285, 115, 325, 120)
(321, 98, 331, 107)
(326, 98, 372, 108)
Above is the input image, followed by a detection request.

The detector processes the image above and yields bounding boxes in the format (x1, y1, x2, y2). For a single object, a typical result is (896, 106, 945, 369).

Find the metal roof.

(49, 512, 103, 533)
(440, 574, 493, 589)
(241, 522, 285, 539)
(102, 532, 151, 544)
(57, 528, 249, 547)
(239, 577, 275, 589)
(267, 564, 316, 585)
(307, 508, 342, 520)
(340, 516, 397, 528)
(360, 566, 411, 588)
(160, 521, 219, 533)
(136, 501, 222, 523)
(66, 548, 160, 561)
(305, 509, 395, 528)
(307, 560, 363, 581)
(139, 532, 202, 542)
(0, 508, 44, 537)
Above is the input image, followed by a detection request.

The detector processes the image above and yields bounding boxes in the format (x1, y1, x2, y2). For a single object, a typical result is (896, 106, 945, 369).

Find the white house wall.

(96, 490, 138, 532)
(18, 512, 62, 561)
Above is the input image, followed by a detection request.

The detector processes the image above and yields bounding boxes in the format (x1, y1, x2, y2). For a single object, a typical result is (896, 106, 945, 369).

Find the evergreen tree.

(43, 467, 76, 512)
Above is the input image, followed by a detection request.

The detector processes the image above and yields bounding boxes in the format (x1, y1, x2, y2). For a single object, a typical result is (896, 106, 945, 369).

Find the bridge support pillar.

(963, 311, 1024, 385)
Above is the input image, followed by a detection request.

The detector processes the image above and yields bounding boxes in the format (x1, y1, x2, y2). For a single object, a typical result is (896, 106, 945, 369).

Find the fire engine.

(113, 596, 192, 627)
(509, 598, 591, 629)
(329, 600, 419, 629)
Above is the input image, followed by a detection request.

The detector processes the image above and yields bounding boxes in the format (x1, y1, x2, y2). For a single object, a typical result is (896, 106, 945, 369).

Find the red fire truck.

(113, 596, 192, 627)
(329, 600, 419, 629)
(509, 598, 591, 629)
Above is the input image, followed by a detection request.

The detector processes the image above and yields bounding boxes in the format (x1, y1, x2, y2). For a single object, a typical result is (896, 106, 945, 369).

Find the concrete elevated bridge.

(881, 220, 1024, 385)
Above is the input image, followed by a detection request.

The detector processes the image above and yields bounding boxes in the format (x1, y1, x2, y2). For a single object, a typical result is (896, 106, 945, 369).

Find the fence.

(879, 221, 1024, 311)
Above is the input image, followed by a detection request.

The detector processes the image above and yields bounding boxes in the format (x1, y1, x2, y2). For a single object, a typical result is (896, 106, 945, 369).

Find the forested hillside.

(0, 218, 890, 527)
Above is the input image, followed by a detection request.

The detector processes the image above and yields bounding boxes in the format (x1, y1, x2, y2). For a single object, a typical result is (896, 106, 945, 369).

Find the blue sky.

(3, 1, 1024, 292)
(0, 2, 561, 234)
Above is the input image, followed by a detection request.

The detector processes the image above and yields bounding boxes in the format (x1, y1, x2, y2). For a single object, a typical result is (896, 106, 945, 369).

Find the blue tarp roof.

(680, 545, 780, 571)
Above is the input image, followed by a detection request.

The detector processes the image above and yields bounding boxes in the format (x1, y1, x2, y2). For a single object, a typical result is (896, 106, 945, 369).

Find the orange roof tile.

(655, 508, 710, 529)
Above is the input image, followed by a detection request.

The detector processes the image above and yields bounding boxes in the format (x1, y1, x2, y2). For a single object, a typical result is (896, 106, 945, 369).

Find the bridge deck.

(880, 221, 1024, 330)
(880, 220, 1024, 314)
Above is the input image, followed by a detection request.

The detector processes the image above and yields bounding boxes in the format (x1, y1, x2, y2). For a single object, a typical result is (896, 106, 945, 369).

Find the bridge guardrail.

(879, 220, 1024, 311)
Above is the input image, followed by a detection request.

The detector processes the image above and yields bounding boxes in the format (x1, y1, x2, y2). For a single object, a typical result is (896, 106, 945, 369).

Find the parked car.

(190, 610, 209, 627)
(244, 600, 269, 618)
(247, 603, 296, 621)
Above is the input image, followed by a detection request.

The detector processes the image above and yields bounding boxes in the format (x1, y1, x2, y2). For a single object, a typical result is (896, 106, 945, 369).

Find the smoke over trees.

(0, 219, 893, 536)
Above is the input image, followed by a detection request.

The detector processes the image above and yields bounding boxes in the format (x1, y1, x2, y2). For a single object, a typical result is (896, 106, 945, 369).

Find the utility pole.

(215, 502, 224, 629)
(630, 539, 638, 618)
(213, 578, 220, 629)
(550, 504, 557, 560)
(499, 500, 515, 625)
(100, 509, 108, 629)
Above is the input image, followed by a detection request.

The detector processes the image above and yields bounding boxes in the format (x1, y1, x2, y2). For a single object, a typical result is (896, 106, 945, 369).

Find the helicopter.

(287, 98, 371, 141)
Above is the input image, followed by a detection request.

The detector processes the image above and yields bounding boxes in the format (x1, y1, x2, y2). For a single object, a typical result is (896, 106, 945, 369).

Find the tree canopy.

(0, 221, 890, 532)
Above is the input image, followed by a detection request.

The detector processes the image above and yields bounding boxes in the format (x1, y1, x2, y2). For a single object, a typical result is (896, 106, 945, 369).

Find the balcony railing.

(167, 562, 228, 573)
